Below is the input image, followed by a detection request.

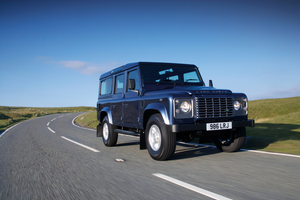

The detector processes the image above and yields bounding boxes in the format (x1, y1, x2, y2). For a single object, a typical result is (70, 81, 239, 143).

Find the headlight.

(180, 101, 191, 113)
(174, 98, 193, 118)
(233, 97, 248, 115)
(234, 100, 241, 111)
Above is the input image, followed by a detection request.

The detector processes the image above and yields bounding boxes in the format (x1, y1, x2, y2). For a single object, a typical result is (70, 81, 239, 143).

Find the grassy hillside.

(0, 106, 95, 131)
(75, 96, 300, 155)
(244, 96, 300, 154)
(248, 96, 300, 122)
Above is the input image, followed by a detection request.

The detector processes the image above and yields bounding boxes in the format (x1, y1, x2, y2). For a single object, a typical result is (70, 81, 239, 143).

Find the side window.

(127, 70, 140, 92)
(114, 74, 124, 94)
(100, 78, 112, 95)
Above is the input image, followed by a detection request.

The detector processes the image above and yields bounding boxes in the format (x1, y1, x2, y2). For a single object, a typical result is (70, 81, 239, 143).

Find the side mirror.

(209, 80, 213, 87)
(128, 79, 136, 90)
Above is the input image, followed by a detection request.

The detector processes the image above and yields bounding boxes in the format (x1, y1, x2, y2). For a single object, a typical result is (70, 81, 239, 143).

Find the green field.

(0, 106, 95, 131)
(75, 96, 300, 155)
(244, 96, 300, 154)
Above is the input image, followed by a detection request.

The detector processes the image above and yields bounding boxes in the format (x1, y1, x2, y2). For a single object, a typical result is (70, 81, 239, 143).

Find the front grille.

(195, 97, 234, 118)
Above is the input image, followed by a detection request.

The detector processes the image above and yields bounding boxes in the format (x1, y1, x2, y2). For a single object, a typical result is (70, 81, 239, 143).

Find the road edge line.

(0, 122, 23, 138)
(72, 113, 95, 131)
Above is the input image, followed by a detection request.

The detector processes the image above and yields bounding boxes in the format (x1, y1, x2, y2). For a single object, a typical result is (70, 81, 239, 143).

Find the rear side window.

(100, 78, 112, 95)
(114, 74, 124, 94)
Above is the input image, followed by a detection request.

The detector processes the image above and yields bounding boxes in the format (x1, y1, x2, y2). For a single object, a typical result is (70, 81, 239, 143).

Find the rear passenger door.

(123, 69, 141, 128)
(111, 73, 124, 126)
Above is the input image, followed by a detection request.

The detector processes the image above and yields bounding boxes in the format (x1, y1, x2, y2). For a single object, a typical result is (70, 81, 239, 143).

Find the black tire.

(145, 114, 176, 161)
(102, 116, 118, 146)
(213, 127, 246, 152)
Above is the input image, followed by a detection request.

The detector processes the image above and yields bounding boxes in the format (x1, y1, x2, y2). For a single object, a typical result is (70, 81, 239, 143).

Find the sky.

(1, 0, 300, 107)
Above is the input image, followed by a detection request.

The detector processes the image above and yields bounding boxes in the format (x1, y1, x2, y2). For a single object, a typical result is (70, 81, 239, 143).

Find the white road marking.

(153, 173, 232, 200)
(0, 122, 23, 138)
(47, 122, 50, 126)
(51, 118, 57, 122)
(47, 127, 56, 133)
(240, 149, 300, 158)
(72, 114, 95, 131)
(178, 141, 300, 159)
(61, 136, 100, 152)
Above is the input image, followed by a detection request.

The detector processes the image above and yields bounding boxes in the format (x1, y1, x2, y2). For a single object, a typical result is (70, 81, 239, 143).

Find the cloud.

(58, 60, 121, 75)
(35, 56, 54, 64)
(59, 60, 88, 69)
(268, 86, 300, 98)
(250, 86, 300, 100)
(36, 56, 122, 75)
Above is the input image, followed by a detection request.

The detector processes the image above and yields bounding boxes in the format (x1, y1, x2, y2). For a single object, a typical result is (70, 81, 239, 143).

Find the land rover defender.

(97, 62, 254, 160)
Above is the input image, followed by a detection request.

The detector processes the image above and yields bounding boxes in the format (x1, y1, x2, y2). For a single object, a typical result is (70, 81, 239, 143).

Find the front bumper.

(168, 119, 255, 133)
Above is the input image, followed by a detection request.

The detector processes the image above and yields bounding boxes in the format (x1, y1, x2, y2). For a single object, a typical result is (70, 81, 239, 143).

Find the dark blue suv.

(97, 62, 254, 160)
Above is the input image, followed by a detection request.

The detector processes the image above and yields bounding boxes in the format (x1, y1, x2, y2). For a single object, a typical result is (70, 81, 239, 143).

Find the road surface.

(1, 113, 299, 199)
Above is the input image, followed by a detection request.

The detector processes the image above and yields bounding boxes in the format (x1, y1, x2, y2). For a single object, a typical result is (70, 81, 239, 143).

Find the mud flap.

(97, 123, 102, 137)
(140, 130, 147, 150)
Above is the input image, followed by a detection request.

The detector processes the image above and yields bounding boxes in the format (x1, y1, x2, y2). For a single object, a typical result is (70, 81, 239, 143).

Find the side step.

(114, 129, 139, 136)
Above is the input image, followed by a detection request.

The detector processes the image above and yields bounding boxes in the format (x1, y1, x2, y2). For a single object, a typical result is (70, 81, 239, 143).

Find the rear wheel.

(213, 127, 246, 152)
(102, 116, 118, 146)
(145, 114, 176, 161)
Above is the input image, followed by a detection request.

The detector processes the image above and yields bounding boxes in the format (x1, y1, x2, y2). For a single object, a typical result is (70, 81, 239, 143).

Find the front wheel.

(145, 114, 176, 161)
(102, 116, 118, 146)
(213, 127, 246, 152)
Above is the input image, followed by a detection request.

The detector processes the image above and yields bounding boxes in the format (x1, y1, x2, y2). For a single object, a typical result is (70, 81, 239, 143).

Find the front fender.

(144, 103, 170, 125)
(100, 107, 113, 124)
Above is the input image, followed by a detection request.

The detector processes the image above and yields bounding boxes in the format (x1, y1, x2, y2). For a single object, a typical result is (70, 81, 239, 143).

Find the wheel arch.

(99, 107, 113, 124)
(143, 103, 170, 129)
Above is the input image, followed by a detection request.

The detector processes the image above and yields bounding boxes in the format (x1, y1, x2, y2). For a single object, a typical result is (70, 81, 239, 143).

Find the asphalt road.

(1, 113, 300, 200)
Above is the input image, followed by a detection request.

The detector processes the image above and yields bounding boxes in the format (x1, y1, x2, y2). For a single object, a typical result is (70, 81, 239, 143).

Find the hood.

(143, 85, 232, 96)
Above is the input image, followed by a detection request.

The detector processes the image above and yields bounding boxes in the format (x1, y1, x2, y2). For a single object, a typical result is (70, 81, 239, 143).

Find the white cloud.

(250, 86, 300, 100)
(269, 86, 300, 98)
(37, 56, 122, 75)
(58, 60, 121, 75)
(59, 60, 88, 69)
(35, 56, 54, 64)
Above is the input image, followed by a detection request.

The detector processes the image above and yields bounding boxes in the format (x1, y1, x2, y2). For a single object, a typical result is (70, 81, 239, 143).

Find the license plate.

(206, 122, 232, 131)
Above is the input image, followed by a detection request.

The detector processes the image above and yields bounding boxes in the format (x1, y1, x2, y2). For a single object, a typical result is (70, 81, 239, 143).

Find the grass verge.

(0, 106, 95, 132)
(75, 111, 98, 129)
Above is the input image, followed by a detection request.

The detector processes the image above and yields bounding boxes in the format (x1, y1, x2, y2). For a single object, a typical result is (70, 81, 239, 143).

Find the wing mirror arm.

(128, 79, 140, 96)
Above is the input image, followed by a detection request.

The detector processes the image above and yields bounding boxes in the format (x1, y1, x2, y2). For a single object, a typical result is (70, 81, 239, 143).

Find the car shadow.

(170, 142, 221, 160)
(115, 140, 222, 160)
(116, 142, 140, 147)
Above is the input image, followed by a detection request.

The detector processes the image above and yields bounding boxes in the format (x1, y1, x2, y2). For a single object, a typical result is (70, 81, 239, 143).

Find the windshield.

(140, 64, 204, 85)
